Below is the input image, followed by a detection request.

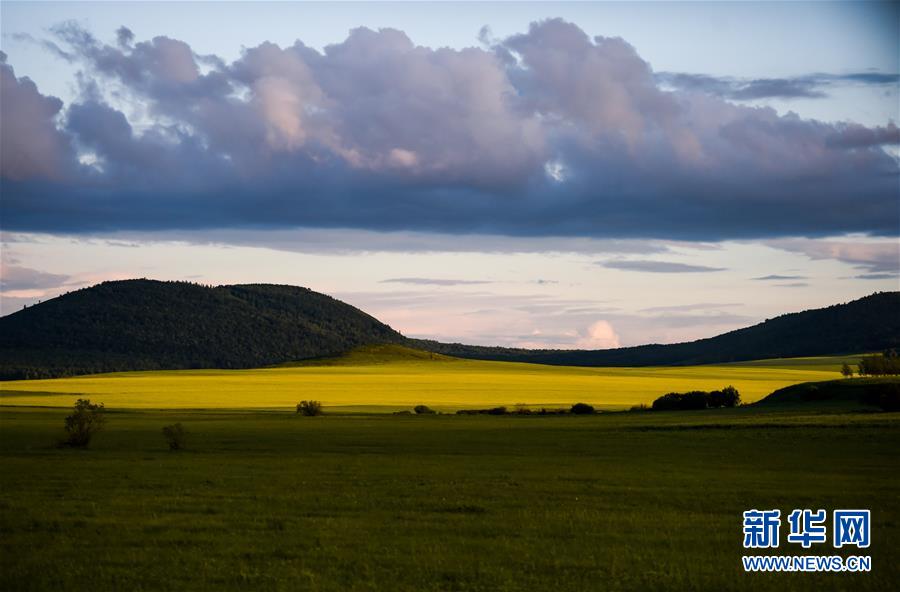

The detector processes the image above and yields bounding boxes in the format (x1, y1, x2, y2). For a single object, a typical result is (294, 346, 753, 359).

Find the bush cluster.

(456, 406, 509, 415)
(296, 400, 323, 416)
(454, 403, 594, 416)
(651, 386, 741, 411)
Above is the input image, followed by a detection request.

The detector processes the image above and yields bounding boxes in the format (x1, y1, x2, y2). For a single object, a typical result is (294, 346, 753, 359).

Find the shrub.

(840, 363, 854, 378)
(413, 405, 436, 414)
(62, 399, 106, 447)
(570, 402, 595, 415)
(296, 400, 323, 416)
(630, 403, 649, 412)
(162, 423, 188, 450)
(486, 406, 507, 415)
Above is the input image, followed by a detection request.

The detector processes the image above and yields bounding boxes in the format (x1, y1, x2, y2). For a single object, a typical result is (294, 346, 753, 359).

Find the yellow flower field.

(0, 346, 853, 411)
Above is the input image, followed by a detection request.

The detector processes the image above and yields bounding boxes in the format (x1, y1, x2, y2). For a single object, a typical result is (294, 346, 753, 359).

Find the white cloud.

(576, 320, 621, 349)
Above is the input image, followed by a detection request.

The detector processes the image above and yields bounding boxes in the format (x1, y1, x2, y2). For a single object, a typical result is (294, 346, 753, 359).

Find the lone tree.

(63, 399, 106, 447)
(296, 400, 323, 416)
(840, 363, 854, 378)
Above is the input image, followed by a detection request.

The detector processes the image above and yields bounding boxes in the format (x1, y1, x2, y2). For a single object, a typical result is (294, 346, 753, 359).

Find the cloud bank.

(657, 71, 900, 101)
(1, 19, 898, 240)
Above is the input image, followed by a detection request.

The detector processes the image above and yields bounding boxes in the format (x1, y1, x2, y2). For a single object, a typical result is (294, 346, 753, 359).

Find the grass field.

(1, 405, 897, 591)
(0, 346, 858, 411)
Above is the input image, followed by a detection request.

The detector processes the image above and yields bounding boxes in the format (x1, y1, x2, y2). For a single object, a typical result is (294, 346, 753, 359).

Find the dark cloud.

(599, 260, 726, 273)
(775, 282, 810, 288)
(116, 26, 135, 48)
(752, 274, 807, 281)
(0, 53, 75, 180)
(658, 71, 900, 100)
(1, 19, 898, 240)
(854, 273, 899, 280)
(380, 278, 492, 286)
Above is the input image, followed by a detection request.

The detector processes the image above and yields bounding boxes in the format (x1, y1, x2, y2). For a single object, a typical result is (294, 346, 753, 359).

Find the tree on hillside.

(858, 354, 900, 376)
(840, 363, 854, 378)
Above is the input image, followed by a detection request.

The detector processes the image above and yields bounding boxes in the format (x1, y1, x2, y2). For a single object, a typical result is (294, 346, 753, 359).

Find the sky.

(1, 1, 898, 348)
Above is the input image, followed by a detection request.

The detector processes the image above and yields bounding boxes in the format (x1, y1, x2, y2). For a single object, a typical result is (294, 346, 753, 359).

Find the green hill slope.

(0, 280, 404, 379)
(755, 377, 900, 410)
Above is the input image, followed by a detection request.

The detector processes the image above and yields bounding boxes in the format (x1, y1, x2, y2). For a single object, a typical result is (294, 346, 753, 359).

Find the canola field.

(0, 346, 855, 411)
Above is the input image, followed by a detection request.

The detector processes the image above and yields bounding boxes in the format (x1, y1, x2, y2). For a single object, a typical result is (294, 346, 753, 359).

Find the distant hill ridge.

(414, 291, 900, 366)
(0, 280, 897, 379)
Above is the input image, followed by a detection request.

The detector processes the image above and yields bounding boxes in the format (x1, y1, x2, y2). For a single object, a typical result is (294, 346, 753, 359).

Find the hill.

(1, 281, 897, 379)
(0, 280, 404, 379)
(754, 377, 900, 410)
(413, 292, 900, 366)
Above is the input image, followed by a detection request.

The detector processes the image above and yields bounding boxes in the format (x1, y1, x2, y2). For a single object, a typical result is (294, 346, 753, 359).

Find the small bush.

(162, 423, 188, 450)
(296, 400, 323, 416)
(62, 399, 106, 447)
(630, 403, 649, 412)
(487, 406, 507, 415)
(570, 402, 595, 415)
(413, 405, 436, 414)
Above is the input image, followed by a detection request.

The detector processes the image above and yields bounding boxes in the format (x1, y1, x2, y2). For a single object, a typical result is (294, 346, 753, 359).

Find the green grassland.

(0, 346, 859, 411)
(1, 405, 898, 591)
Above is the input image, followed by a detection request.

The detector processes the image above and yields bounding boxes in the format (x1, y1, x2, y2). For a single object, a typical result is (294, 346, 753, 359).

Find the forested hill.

(0, 280, 404, 379)
(413, 292, 900, 366)
(1, 281, 897, 379)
